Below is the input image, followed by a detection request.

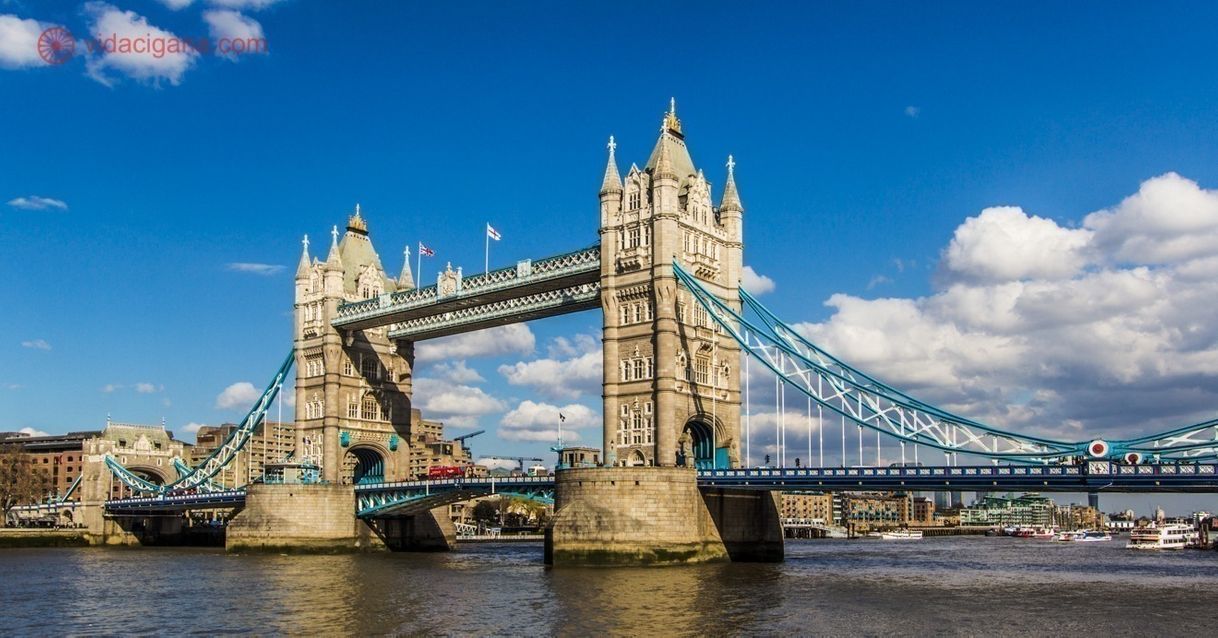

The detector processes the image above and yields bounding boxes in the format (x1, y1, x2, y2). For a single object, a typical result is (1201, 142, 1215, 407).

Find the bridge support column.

(547, 466, 782, 565)
(374, 507, 456, 551)
(226, 484, 382, 553)
(699, 488, 784, 562)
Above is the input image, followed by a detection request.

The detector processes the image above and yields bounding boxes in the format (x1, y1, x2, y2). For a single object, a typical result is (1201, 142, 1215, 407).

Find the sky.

(3, 1, 1218, 513)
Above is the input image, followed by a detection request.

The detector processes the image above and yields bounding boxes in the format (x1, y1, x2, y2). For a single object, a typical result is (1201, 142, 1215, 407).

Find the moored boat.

(1126, 524, 1198, 550)
(880, 529, 923, 540)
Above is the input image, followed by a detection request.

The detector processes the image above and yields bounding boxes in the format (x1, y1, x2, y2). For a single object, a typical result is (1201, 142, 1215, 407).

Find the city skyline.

(4, 1, 1218, 512)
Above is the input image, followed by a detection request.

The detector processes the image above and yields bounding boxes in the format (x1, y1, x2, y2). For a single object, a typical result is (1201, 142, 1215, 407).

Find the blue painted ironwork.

(104, 350, 295, 495)
(697, 462, 1218, 493)
(676, 262, 1218, 463)
(334, 244, 601, 331)
(105, 490, 247, 514)
(351, 447, 385, 485)
(387, 282, 600, 341)
(355, 476, 555, 518)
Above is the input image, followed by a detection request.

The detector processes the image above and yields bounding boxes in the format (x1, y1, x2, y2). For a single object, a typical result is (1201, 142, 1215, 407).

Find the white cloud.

(0, 15, 53, 69)
(789, 173, 1218, 440)
(1084, 172, 1218, 265)
(21, 339, 51, 350)
(741, 265, 775, 295)
(202, 9, 266, 61)
(904, 105, 920, 118)
(416, 324, 535, 363)
(179, 422, 206, 435)
(215, 381, 259, 409)
(500, 400, 598, 442)
(134, 382, 158, 393)
(18, 427, 48, 437)
(412, 377, 505, 428)
(941, 206, 1092, 284)
(430, 360, 484, 384)
(226, 262, 284, 275)
(101, 383, 123, 393)
(476, 458, 521, 471)
(84, 2, 199, 87)
(158, 0, 195, 9)
(546, 334, 599, 358)
(206, 0, 286, 9)
(866, 275, 891, 290)
(7, 196, 67, 211)
(498, 341, 602, 401)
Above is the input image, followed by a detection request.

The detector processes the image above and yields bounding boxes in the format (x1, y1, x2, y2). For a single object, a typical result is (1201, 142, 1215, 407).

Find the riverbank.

(0, 529, 90, 548)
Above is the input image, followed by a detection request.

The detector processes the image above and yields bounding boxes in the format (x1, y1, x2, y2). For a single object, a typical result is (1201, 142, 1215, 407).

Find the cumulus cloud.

(940, 206, 1092, 284)
(101, 383, 123, 393)
(134, 382, 159, 393)
(206, 0, 287, 9)
(179, 422, 206, 435)
(789, 173, 1218, 440)
(476, 457, 521, 471)
(904, 106, 920, 118)
(416, 324, 535, 363)
(499, 335, 602, 400)
(0, 15, 54, 69)
(7, 196, 67, 211)
(18, 427, 49, 437)
(412, 377, 505, 428)
(84, 2, 199, 86)
(500, 400, 598, 442)
(158, 0, 195, 9)
(429, 360, 484, 384)
(21, 339, 51, 350)
(226, 262, 284, 275)
(215, 381, 259, 409)
(741, 265, 775, 295)
(202, 9, 266, 61)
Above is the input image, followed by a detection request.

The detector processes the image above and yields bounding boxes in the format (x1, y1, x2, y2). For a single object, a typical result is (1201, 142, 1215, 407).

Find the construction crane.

(452, 430, 485, 450)
(479, 456, 544, 472)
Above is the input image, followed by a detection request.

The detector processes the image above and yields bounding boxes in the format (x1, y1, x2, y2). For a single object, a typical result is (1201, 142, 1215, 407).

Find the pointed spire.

(296, 234, 311, 278)
(654, 129, 676, 179)
(721, 155, 743, 213)
(600, 135, 622, 194)
(325, 225, 343, 270)
(399, 245, 415, 290)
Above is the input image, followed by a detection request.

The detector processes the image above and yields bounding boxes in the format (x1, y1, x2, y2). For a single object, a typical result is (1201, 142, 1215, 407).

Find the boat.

(1056, 530, 1111, 542)
(1126, 524, 1199, 550)
(880, 529, 923, 540)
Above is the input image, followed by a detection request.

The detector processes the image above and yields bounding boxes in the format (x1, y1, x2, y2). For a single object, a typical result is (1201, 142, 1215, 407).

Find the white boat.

(1126, 524, 1198, 550)
(880, 529, 923, 540)
(1056, 530, 1111, 542)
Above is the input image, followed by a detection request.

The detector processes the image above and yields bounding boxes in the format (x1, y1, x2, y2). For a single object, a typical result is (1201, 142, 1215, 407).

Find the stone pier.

(545, 466, 783, 565)
(226, 484, 379, 553)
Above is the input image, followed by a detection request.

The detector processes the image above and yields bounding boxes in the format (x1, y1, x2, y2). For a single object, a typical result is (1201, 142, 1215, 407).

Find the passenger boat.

(1126, 524, 1198, 550)
(880, 529, 923, 540)
(1055, 530, 1111, 542)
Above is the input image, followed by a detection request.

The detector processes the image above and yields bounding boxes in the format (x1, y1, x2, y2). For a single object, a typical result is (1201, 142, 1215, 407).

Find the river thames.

(2, 537, 1215, 635)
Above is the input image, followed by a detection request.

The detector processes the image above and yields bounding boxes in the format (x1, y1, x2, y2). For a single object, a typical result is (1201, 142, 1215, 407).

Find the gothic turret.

(398, 245, 415, 290)
(600, 135, 622, 195)
(295, 234, 311, 280)
(720, 155, 743, 215)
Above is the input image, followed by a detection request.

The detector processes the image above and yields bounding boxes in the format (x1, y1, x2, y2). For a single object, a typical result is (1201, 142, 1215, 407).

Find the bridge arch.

(341, 445, 387, 485)
(681, 415, 730, 469)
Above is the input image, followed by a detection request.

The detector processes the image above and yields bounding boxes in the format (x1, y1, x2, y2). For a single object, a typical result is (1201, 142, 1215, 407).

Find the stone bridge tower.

(294, 208, 416, 484)
(598, 101, 744, 469)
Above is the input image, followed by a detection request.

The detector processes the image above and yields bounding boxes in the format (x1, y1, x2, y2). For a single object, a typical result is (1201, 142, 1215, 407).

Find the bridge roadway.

(102, 461, 1218, 517)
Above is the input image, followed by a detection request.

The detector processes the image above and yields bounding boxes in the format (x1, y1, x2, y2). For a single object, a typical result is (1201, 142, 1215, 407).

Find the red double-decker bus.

(425, 465, 464, 480)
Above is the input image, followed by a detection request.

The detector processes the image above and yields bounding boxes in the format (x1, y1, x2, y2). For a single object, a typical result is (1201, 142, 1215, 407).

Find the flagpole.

(485, 223, 489, 274)
(416, 242, 422, 288)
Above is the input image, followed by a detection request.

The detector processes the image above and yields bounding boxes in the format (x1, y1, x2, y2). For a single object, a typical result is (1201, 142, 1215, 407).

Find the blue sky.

(4, 1, 1218, 512)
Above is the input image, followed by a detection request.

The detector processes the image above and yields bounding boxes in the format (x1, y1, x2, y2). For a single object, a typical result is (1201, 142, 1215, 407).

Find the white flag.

(486, 223, 501, 241)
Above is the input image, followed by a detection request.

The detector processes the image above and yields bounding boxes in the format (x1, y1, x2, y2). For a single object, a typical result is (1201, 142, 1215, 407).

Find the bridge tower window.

(361, 394, 379, 421)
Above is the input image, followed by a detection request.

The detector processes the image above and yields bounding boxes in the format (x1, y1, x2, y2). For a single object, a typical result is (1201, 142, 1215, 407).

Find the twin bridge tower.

(294, 103, 745, 483)
(282, 103, 779, 563)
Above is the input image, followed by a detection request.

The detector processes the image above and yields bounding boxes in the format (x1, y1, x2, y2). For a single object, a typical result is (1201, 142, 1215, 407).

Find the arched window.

(361, 394, 379, 420)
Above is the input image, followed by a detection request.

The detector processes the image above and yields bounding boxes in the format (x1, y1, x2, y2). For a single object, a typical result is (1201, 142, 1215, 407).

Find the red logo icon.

(37, 27, 76, 65)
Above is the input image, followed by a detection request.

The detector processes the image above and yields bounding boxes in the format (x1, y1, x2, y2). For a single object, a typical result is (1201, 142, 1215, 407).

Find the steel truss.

(675, 262, 1217, 462)
(105, 350, 295, 495)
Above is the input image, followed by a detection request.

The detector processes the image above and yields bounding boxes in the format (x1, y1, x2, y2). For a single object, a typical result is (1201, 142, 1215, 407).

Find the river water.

(2, 537, 1215, 636)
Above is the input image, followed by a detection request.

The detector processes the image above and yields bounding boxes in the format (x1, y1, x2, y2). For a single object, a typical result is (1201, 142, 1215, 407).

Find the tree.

(0, 444, 50, 527)
(472, 499, 500, 526)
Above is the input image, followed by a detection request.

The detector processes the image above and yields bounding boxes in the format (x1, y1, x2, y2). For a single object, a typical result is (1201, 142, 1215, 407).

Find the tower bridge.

(96, 101, 1218, 562)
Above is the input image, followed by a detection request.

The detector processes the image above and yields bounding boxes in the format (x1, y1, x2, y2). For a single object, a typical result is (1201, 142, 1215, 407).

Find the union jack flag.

(418, 242, 435, 257)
